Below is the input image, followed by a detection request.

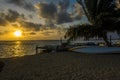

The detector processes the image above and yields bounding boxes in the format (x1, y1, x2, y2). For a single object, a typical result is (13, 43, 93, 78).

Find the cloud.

(19, 21, 42, 31)
(73, 3, 84, 20)
(11, 23, 20, 28)
(0, 13, 7, 26)
(5, 9, 21, 22)
(41, 30, 55, 36)
(23, 2, 35, 11)
(40, 26, 61, 35)
(35, 0, 83, 25)
(0, 8, 32, 27)
(7, 0, 35, 11)
(35, 1, 72, 24)
(56, 12, 73, 24)
(58, 0, 70, 11)
(0, 18, 7, 26)
(116, 0, 120, 8)
(29, 32, 36, 35)
(35, 2, 57, 19)
(7, 0, 24, 6)
(0, 9, 42, 32)
(0, 9, 25, 26)
(28, 14, 33, 19)
(0, 32, 3, 35)
(0, 9, 25, 23)
(0, 31, 9, 35)
(45, 20, 55, 27)
(39, 26, 66, 37)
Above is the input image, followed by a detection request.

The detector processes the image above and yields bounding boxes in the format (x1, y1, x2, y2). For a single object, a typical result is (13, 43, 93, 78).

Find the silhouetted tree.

(65, 0, 120, 46)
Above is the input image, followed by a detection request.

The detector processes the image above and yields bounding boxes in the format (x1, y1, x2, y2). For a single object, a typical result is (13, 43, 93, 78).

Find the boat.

(71, 46, 120, 54)
(69, 41, 120, 54)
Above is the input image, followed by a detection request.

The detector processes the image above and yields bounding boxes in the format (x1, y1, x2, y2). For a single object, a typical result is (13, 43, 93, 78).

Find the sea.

(0, 40, 119, 58)
(0, 40, 61, 58)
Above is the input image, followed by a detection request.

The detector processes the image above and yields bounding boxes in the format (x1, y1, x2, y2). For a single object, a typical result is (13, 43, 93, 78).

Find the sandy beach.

(0, 52, 120, 80)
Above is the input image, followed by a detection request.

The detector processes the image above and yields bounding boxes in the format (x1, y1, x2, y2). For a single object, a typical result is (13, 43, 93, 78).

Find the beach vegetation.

(65, 0, 120, 46)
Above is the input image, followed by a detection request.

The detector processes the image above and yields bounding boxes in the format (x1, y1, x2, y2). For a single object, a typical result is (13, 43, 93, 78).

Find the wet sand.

(0, 52, 120, 80)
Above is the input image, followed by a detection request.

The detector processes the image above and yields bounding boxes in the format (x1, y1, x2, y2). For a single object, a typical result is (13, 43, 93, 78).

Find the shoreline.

(1, 52, 120, 80)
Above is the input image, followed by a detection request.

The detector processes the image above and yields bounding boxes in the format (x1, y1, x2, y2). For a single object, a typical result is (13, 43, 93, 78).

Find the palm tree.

(65, 0, 120, 46)
(65, 24, 110, 45)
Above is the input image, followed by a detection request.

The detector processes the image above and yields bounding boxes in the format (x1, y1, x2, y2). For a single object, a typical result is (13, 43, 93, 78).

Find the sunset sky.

(0, 0, 88, 40)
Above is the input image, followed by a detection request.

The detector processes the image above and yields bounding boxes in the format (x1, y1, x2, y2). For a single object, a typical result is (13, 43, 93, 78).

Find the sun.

(14, 30, 22, 37)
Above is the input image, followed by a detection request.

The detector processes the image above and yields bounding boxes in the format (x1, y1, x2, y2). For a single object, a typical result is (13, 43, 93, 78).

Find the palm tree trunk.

(102, 33, 111, 47)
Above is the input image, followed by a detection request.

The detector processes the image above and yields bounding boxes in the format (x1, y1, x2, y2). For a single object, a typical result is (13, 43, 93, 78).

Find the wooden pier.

(36, 45, 67, 54)
(36, 45, 47, 54)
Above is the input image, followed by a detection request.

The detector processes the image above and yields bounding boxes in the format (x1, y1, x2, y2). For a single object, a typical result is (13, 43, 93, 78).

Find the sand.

(0, 52, 120, 80)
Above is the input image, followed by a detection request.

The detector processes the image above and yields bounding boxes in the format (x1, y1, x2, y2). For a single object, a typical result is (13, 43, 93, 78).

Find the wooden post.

(60, 37, 62, 45)
(36, 45, 38, 54)
(110, 35, 112, 46)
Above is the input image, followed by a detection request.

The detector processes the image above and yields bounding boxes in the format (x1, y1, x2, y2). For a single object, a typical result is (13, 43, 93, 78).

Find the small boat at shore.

(71, 46, 120, 54)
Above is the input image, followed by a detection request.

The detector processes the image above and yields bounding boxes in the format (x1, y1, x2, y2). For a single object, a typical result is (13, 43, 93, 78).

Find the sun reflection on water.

(0, 40, 59, 58)
(13, 41, 25, 57)
(15, 41, 21, 45)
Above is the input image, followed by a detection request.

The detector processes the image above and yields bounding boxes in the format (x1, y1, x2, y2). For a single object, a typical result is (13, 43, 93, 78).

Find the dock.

(35, 45, 68, 54)
(35, 45, 58, 54)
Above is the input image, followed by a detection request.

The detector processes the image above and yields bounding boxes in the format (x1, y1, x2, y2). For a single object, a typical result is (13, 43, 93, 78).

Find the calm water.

(0, 40, 60, 58)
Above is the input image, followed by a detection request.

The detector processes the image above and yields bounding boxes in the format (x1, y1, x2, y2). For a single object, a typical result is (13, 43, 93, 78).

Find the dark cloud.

(29, 32, 36, 35)
(56, 12, 73, 24)
(0, 18, 7, 26)
(23, 2, 35, 11)
(5, 9, 20, 22)
(0, 13, 7, 26)
(8, 0, 24, 6)
(36, 2, 57, 19)
(35, 2, 72, 24)
(0, 9, 42, 32)
(0, 9, 25, 25)
(58, 0, 70, 11)
(45, 20, 55, 27)
(35, 0, 83, 25)
(11, 23, 19, 28)
(28, 14, 33, 19)
(20, 21, 41, 31)
(7, 0, 34, 11)
(21, 14, 26, 20)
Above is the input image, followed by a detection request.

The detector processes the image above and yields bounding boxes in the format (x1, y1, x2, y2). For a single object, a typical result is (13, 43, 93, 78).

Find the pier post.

(110, 35, 112, 46)
(36, 45, 38, 54)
